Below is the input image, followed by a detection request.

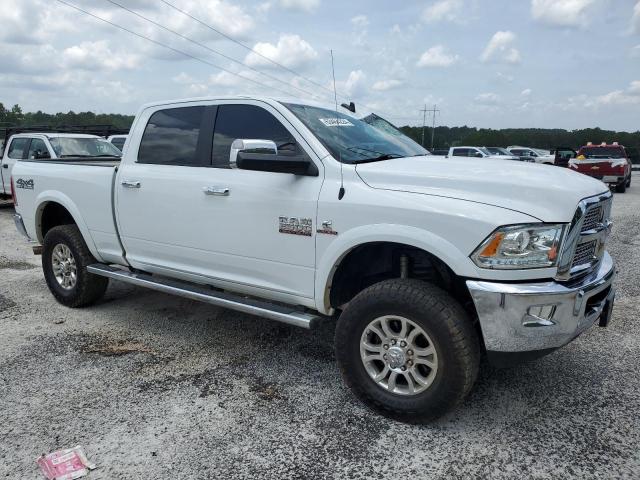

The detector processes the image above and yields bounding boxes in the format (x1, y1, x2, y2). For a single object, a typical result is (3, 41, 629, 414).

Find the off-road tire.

(335, 279, 480, 423)
(615, 181, 627, 193)
(42, 225, 108, 307)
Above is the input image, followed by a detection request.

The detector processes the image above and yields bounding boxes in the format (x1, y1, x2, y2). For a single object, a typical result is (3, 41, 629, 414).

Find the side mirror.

(230, 138, 317, 176)
(34, 150, 50, 159)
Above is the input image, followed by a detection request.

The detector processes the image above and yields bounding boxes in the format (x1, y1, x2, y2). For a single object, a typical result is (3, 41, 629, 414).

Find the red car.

(569, 142, 632, 193)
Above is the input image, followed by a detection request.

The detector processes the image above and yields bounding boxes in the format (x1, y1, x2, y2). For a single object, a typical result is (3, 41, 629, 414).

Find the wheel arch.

(35, 192, 104, 262)
(315, 225, 476, 315)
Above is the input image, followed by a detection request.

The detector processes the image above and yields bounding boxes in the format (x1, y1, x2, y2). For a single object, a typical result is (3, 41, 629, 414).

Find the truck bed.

(12, 158, 124, 264)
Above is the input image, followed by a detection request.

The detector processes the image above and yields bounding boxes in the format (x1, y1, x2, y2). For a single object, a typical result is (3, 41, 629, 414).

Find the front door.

(1, 137, 29, 194)
(116, 100, 323, 302)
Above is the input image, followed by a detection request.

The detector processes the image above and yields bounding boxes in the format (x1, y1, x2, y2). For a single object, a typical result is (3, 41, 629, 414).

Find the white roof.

(11, 133, 102, 139)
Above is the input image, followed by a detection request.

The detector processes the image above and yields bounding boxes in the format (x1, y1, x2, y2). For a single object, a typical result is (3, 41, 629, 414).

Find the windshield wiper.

(352, 153, 403, 164)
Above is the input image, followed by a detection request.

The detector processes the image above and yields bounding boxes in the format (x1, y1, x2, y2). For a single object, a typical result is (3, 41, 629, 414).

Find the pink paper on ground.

(37, 446, 96, 480)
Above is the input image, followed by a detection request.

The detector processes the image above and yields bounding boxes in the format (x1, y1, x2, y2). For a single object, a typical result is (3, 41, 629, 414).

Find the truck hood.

(355, 156, 609, 222)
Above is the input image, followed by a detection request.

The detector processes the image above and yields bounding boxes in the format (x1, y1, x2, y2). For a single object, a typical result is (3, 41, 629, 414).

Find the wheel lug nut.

(383, 354, 388, 360)
(407, 360, 413, 366)
(400, 341, 407, 347)
(407, 350, 413, 356)
(401, 366, 407, 371)
(391, 339, 396, 345)
(383, 344, 389, 350)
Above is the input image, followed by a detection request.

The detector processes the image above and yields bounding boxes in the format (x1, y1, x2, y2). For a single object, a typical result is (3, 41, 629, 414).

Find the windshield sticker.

(319, 118, 354, 127)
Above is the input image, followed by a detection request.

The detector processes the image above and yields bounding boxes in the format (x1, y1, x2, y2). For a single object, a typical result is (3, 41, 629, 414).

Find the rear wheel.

(627, 175, 631, 188)
(42, 225, 108, 307)
(335, 279, 480, 423)
(615, 181, 627, 193)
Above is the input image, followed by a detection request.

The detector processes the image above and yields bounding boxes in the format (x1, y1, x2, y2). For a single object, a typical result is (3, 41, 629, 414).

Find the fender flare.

(314, 224, 476, 314)
(35, 190, 105, 263)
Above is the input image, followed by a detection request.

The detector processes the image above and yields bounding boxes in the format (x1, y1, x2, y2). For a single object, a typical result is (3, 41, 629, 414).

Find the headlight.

(471, 224, 565, 269)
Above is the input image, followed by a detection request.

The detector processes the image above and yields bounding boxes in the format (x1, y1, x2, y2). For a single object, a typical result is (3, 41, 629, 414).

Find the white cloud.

(278, 0, 320, 12)
(632, 1, 640, 33)
(208, 71, 240, 87)
(422, 0, 463, 23)
(245, 34, 318, 69)
(521, 88, 532, 96)
(629, 80, 640, 94)
(569, 81, 640, 108)
(475, 93, 501, 105)
(63, 41, 140, 71)
(372, 79, 404, 91)
(335, 70, 366, 97)
(416, 45, 459, 67)
(351, 15, 369, 28)
(531, 0, 597, 27)
(481, 31, 521, 64)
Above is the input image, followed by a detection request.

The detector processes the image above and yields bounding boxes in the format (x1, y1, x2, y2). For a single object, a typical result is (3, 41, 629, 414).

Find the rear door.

(116, 100, 323, 303)
(1, 137, 30, 194)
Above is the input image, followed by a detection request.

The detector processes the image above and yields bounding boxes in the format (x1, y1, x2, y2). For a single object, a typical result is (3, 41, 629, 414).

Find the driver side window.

(211, 104, 297, 168)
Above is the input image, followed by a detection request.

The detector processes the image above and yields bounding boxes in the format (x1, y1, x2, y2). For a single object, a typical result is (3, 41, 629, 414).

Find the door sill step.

(87, 264, 322, 329)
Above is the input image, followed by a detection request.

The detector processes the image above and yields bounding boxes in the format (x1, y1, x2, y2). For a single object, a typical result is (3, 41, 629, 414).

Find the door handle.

(121, 180, 141, 188)
(2, 164, 7, 168)
(203, 186, 230, 196)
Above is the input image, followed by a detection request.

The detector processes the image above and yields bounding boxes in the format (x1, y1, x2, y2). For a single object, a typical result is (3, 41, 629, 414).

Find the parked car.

(485, 146, 535, 162)
(12, 96, 616, 422)
(448, 146, 520, 161)
(506, 146, 556, 165)
(1, 133, 121, 200)
(569, 142, 632, 193)
(107, 134, 128, 152)
(553, 147, 577, 168)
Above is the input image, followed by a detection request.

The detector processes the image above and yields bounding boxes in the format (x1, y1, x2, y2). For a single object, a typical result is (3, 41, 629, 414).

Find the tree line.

(2, 102, 638, 162)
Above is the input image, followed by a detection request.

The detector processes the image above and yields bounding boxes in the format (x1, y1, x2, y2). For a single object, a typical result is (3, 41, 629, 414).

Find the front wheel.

(42, 225, 108, 307)
(335, 279, 480, 423)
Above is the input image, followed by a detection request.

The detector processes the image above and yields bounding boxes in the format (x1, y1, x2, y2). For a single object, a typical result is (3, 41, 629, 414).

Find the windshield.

(361, 113, 431, 155)
(579, 147, 625, 159)
(486, 147, 512, 156)
(283, 103, 430, 163)
(49, 137, 122, 158)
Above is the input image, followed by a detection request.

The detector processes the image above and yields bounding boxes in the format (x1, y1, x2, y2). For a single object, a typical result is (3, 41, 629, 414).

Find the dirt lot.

(1, 188, 639, 479)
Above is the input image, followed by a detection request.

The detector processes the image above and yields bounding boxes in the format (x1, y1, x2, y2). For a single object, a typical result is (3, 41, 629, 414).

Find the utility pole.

(420, 104, 440, 150)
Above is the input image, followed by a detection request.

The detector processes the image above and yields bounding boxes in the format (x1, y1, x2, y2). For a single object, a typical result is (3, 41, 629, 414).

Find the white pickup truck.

(447, 146, 520, 161)
(11, 96, 616, 422)
(1, 133, 122, 199)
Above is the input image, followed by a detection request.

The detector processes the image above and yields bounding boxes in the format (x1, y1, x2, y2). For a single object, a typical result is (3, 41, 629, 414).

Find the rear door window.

(211, 104, 297, 168)
(452, 148, 469, 157)
(138, 106, 210, 166)
(27, 138, 50, 159)
(7, 138, 29, 159)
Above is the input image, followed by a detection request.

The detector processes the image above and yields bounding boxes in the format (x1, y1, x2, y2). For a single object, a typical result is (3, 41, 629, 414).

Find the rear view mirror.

(230, 138, 318, 176)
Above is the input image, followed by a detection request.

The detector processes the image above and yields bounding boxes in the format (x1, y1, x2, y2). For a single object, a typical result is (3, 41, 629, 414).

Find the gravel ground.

(1, 188, 639, 479)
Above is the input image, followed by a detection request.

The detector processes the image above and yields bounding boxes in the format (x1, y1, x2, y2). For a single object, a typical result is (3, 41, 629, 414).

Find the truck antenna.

(331, 49, 345, 200)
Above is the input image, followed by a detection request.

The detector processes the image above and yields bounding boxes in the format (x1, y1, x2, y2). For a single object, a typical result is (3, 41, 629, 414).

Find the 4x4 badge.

(317, 220, 338, 236)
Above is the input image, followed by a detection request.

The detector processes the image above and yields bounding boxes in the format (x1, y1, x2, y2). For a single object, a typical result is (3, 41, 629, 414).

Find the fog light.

(523, 305, 557, 327)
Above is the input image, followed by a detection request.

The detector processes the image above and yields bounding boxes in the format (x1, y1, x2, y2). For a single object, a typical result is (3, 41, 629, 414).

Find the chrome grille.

(571, 240, 597, 268)
(582, 205, 603, 232)
(556, 191, 612, 281)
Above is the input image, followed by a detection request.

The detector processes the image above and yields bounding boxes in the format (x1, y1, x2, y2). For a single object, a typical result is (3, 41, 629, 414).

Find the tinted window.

(27, 138, 50, 159)
(452, 148, 469, 157)
(212, 105, 296, 167)
(138, 106, 207, 166)
(8, 138, 29, 159)
(111, 137, 126, 150)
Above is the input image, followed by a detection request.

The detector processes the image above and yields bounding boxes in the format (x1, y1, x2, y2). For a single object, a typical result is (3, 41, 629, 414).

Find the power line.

(159, 0, 340, 99)
(55, 0, 310, 100)
(157, 0, 406, 120)
(102, 0, 326, 101)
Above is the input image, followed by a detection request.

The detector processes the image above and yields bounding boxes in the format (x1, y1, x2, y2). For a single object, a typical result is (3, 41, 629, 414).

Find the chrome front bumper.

(467, 252, 616, 355)
(13, 214, 31, 240)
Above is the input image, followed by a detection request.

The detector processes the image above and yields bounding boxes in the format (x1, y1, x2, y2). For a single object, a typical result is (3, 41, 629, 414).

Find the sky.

(0, 0, 639, 131)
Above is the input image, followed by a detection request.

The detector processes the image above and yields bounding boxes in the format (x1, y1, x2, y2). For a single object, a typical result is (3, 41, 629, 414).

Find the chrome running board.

(87, 264, 321, 329)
